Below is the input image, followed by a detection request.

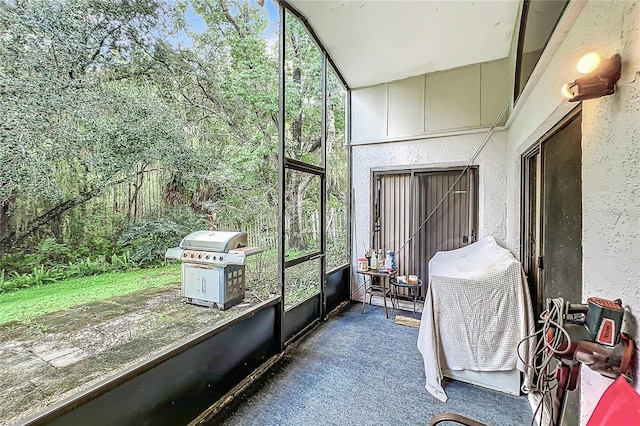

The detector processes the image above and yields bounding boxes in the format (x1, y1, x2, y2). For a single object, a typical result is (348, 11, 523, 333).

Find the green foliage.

(110, 252, 135, 269)
(118, 209, 202, 265)
(0, 253, 38, 275)
(0, 265, 180, 324)
(0, 235, 123, 276)
(64, 214, 114, 258)
(83, 82, 195, 182)
(164, 0, 282, 226)
(326, 237, 349, 272)
(285, 260, 320, 309)
(0, 251, 139, 294)
(30, 265, 64, 287)
(38, 238, 72, 263)
(0, 269, 19, 293)
(3, 270, 37, 291)
(0, 0, 197, 254)
(1, 0, 170, 202)
(63, 257, 110, 279)
(0, 0, 349, 290)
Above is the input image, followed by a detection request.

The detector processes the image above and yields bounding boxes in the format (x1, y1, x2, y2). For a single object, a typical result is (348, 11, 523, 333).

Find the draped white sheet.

(417, 236, 535, 402)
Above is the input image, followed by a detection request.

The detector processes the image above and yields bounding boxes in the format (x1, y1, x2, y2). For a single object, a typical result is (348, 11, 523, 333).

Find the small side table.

(357, 269, 397, 319)
(390, 278, 424, 318)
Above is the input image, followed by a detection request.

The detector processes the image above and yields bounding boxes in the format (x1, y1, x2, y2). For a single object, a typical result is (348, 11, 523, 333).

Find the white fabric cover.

(417, 236, 535, 402)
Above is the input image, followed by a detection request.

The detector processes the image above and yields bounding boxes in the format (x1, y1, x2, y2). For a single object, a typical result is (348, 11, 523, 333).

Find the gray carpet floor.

(216, 302, 532, 426)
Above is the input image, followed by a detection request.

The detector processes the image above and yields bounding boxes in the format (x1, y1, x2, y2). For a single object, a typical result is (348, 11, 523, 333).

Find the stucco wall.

(351, 130, 508, 301)
(505, 1, 640, 423)
(348, 1, 638, 421)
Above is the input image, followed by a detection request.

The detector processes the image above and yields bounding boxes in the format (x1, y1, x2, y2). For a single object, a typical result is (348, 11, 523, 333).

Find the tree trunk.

(48, 201, 64, 243)
(129, 163, 146, 223)
(0, 195, 15, 256)
(110, 164, 147, 255)
(327, 92, 336, 156)
(0, 185, 105, 253)
(287, 59, 308, 250)
(287, 171, 314, 250)
(0, 168, 153, 255)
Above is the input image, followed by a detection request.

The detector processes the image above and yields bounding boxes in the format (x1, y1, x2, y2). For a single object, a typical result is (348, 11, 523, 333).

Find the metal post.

(410, 170, 416, 277)
(277, 1, 286, 351)
(346, 90, 353, 297)
(284, 0, 352, 307)
(320, 50, 327, 319)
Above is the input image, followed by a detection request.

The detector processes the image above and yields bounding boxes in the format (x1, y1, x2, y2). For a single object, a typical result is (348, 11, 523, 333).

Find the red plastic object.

(587, 298, 624, 312)
(587, 376, 640, 425)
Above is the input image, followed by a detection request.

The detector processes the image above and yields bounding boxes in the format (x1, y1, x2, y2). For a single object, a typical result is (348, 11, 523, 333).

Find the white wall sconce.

(562, 53, 622, 102)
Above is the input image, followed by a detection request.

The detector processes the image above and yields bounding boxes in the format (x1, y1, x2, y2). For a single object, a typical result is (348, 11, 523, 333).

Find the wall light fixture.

(562, 53, 622, 102)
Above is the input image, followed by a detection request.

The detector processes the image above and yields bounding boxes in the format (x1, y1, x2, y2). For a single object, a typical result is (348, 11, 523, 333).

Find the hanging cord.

(519, 298, 572, 389)
(355, 100, 508, 297)
(393, 100, 509, 257)
(516, 297, 572, 426)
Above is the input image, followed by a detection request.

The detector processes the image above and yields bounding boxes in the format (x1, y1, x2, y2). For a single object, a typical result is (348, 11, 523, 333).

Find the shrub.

(38, 238, 71, 264)
(9, 271, 34, 290)
(118, 209, 201, 266)
(0, 252, 39, 275)
(63, 257, 110, 279)
(110, 251, 137, 270)
(0, 239, 90, 274)
(0, 270, 13, 292)
(30, 265, 63, 286)
(0, 253, 138, 294)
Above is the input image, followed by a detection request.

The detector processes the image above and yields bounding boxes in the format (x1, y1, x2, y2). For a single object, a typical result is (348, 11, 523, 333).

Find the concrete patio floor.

(0, 283, 266, 425)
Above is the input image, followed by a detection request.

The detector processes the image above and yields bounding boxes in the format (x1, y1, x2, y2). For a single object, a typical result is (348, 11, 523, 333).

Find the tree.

(283, 15, 323, 249)
(165, 1, 331, 250)
(151, 0, 281, 232)
(0, 0, 348, 263)
(0, 0, 195, 254)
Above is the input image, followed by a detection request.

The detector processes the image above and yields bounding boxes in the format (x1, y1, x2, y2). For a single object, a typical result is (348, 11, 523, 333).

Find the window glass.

(284, 257, 321, 310)
(515, 0, 569, 101)
(325, 68, 348, 272)
(0, 0, 279, 422)
(285, 170, 321, 260)
(284, 10, 323, 166)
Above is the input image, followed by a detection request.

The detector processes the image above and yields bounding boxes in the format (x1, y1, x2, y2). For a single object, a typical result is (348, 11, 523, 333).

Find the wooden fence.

(7, 163, 346, 255)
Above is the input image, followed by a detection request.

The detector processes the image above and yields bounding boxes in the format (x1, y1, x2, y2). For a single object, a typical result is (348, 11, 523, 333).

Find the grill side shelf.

(225, 247, 263, 265)
(229, 247, 263, 256)
(164, 247, 183, 260)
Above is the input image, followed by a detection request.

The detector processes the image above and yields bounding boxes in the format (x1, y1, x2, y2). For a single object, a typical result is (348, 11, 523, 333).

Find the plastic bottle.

(370, 249, 378, 270)
(358, 257, 368, 271)
(384, 251, 392, 271)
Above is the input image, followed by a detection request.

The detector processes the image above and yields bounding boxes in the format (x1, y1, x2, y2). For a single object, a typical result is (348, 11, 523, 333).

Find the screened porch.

(13, 0, 640, 425)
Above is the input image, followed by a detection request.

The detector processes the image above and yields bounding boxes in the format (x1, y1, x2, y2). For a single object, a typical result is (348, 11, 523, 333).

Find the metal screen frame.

(13, 3, 352, 423)
(279, 2, 351, 350)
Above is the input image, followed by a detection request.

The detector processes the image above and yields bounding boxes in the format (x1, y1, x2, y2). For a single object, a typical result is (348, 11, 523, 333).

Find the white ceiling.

(287, 0, 520, 89)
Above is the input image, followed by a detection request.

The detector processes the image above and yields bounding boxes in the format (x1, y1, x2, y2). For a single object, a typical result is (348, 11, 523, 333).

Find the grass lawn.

(0, 265, 181, 324)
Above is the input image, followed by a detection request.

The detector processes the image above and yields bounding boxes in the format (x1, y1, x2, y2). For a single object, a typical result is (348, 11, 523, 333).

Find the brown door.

(413, 169, 477, 294)
(374, 168, 478, 298)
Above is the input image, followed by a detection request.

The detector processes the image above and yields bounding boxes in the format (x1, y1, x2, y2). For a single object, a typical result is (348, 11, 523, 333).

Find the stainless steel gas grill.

(165, 231, 261, 310)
